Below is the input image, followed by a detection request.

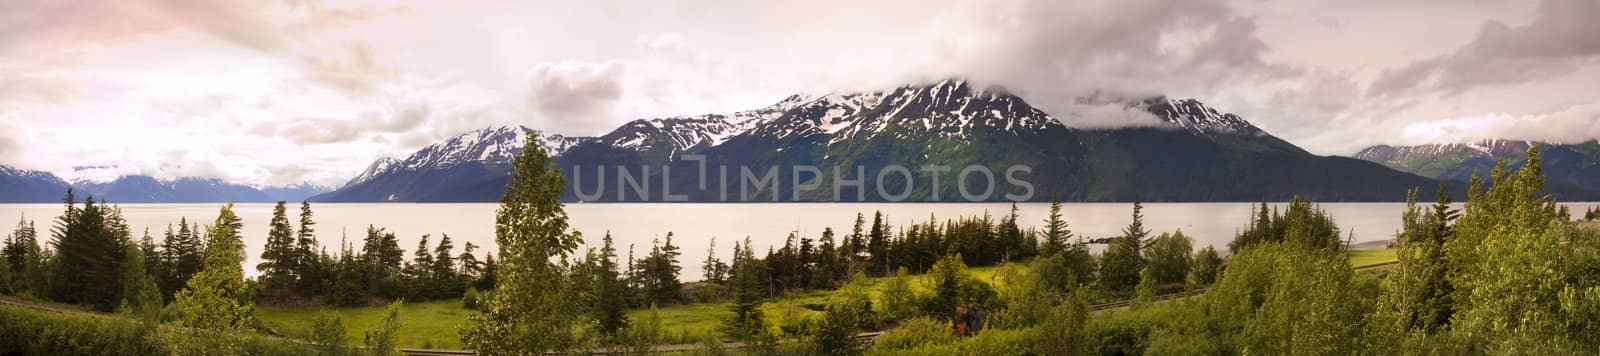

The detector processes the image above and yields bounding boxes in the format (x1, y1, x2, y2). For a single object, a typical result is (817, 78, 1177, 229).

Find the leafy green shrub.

(877, 268, 920, 322)
(461, 287, 480, 310)
(868, 317, 955, 352)
(0, 305, 165, 355)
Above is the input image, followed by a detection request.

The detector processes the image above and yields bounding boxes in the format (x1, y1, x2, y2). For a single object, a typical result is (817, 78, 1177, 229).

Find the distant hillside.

(70, 176, 331, 203)
(0, 164, 71, 203)
(1355, 140, 1600, 196)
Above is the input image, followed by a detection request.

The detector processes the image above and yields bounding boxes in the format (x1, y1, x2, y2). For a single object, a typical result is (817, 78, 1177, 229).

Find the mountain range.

(312, 79, 1494, 203)
(1355, 140, 1600, 194)
(0, 165, 330, 204)
(8, 79, 1596, 203)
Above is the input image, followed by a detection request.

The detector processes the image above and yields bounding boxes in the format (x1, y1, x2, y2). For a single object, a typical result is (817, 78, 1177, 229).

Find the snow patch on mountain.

(343, 126, 593, 188)
(1353, 139, 1535, 162)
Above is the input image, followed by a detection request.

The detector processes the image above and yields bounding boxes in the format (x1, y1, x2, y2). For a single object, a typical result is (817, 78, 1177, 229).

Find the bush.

(461, 287, 481, 310)
(0, 305, 165, 355)
(0, 304, 314, 356)
(877, 268, 920, 322)
(868, 317, 955, 352)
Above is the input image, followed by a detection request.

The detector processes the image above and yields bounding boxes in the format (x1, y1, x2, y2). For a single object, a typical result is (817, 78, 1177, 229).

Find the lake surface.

(4, 202, 1597, 279)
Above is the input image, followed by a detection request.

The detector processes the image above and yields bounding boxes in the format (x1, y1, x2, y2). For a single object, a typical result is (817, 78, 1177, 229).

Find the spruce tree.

(295, 201, 323, 295)
(160, 218, 205, 300)
(636, 233, 683, 305)
(50, 193, 130, 311)
(3, 215, 36, 277)
(846, 213, 866, 274)
(3, 216, 39, 294)
(724, 238, 769, 342)
(118, 242, 161, 321)
(432, 234, 459, 297)
(868, 211, 888, 276)
(702, 237, 728, 285)
(461, 130, 585, 354)
(459, 242, 482, 283)
(1041, 193, 1072, 257)
(589, 232, 630, 339)
(405, 234, 434, 298)
(1100, 200, 1148, 293)
(258, 201, 296, 297)
(813, 227, 839, 289)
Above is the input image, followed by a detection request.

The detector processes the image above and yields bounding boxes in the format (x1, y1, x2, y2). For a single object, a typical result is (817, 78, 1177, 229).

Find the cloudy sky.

(2, 0, 1598, 187)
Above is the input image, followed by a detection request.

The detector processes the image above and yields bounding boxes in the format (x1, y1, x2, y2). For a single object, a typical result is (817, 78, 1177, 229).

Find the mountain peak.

(1136, 96, 1264, 136)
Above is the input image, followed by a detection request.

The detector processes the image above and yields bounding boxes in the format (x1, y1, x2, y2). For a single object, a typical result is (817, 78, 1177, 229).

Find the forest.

(2, 137, 1598, 355)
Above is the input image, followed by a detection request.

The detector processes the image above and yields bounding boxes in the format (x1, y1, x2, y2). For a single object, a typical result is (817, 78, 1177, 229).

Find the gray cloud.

(295, 41, 388, 97)
(1369, 0, 1600, 96)
(1400, 103, 1600, 144)
(277, 101, 432, 145)
(911, 0, 1298, 119)
(525, 62, 625, 133)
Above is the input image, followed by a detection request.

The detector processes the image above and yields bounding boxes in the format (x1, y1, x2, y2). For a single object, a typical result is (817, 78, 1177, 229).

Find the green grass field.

(1348, 248, 1398, 266)
(255, 253, 1393, 349)
(257, 299, 474, 349)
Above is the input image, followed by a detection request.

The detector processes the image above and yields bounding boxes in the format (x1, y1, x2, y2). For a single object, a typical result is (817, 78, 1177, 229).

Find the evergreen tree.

(724, 238, 770, 342)
(1100, 200, 1149, 293)
(702, 237, 728, 285)
(476, 252, 497, 291)
(1041, 193, 1072, 257)
(137, 228, 161, 283)
(459, 242, 483, 283)
(50, 192, 130, 311)
(587, 232, 630, 339)
(295, 201, 324, 296)
(327, 237, 366, 307)
(997, 202, 1027, 262)
(361, 225, 404, 297)
(635, 233, 683, 305)
(846, 213, 866, 274)
(812, 227, 839, 290)
(3, 216, 39, 294)
(404, 234, 434, 299)
(118, 242, 161, 321)
(460, 130, 585, 354)
(3, 215, 37, 280)
(868, 211, 888, 275)
(432, 234, 459, 298)
(259, 201, 296, 297)
(160, 217, 206, 300)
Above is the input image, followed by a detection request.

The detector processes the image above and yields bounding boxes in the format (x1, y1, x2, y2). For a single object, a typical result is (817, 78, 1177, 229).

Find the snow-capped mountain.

(345, 157, 400, 188)
(746, 79, 1064, 145)
(1354, 139, 1600, 193)
(1354, 139, 1535, 163)
(340, 126, 591, 189)
(1, 164, 71, 203)
(313, 126, 596, 202)
(395, 125, 589, 172)
(1138, 97, 1266, 136)
(588, 95, 806, 154)
(316, 78, 1471, 202)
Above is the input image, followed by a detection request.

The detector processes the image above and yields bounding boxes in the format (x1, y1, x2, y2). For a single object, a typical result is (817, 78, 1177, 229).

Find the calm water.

(4, 202, 1597, 279)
